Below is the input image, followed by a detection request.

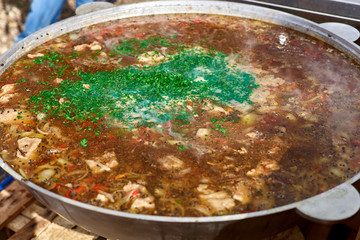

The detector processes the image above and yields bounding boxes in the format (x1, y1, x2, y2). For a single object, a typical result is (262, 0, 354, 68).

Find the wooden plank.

(0, 180, 34, 229)
(6, 214, 31, 232)
(8, 215, 51, 240)
(34, 221, 98, 240)
(52, 215, 76, 229)
(8, 211, 57, 240)
(21, 202, 48, 219)
(6, 201, 48, 232)
(34, 215, 99, 240)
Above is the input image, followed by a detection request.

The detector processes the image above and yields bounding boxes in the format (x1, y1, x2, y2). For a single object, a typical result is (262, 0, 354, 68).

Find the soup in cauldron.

(1, 14, 360, 217)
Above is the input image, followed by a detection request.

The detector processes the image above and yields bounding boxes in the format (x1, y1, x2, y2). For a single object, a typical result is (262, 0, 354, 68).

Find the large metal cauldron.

(1, 1, 360, 239)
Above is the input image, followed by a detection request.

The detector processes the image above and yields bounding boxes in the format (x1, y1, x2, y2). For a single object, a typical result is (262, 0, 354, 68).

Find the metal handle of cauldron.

(75, 2, 115, 16)
(319, 22, 360, 43)
(296, 183, 360, 223)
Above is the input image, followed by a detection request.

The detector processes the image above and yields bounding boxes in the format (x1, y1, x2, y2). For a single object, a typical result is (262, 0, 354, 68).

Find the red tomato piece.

(131, 190, 140, 197)
(92, 184, 105, 193)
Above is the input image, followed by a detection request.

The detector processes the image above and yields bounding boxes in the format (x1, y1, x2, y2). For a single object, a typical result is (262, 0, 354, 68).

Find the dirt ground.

(0, 0, 150, 55)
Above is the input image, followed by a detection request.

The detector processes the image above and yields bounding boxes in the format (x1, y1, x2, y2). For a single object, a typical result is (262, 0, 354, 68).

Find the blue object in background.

(0, 175, 14, 191)
(16, 0, 94, 42)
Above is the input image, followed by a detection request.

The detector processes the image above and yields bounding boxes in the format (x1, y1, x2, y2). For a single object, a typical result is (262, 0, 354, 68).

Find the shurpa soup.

(1, 14, 360, 217)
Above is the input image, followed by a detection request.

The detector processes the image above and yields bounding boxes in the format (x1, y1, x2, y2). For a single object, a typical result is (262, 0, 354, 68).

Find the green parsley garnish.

(15, 79, 26, 83)
(28, 37, 258, 130)
(80, 138, 88, 147)
(179, 145, 186, 151)
(219, 128, 227, 134)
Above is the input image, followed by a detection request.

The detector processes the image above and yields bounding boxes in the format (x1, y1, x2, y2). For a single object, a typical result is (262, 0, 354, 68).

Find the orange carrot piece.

(115, 174, 126, 180)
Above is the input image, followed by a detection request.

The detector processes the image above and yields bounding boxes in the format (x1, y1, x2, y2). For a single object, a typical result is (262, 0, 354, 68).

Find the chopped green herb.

(80, 138, 88, 147)
(67, 51, 79, 59)
(179, 144, 186, 151)
(210, 118, 218, 123)
(29, 40, 257, 130)
(219, 128, 227, 134)
(15, 79, 26, 83)
(17, 112, 24, 119)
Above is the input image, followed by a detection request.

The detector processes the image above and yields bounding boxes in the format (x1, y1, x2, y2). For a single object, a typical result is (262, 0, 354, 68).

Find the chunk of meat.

(123, 182, 146, 192)
(0, 108, 32, 124)
(89, 41, 102, 50)
(199, 191, 235, 212)
(95, 193, 109, 203)
(54, 78, 63, 84)
(203, 102, 229, 115)
(138, 51, 165, 65)
(17, 137, 42, 159)
(0, 84, 15, 95)
(157, 155, 184, 170)
(249, 87, 272, 106)
(27, 53, 44, 58)
(192, 204, 211, 216)
(197, 184, 213, 194)
(122, 182, 155, 211)
(85, 151, 118, 174)
(197, 184, 235, 212)
(74, 44, 87, 51)
(246, 131, 260, 139)
(49, 126, 64, 139)
(246, 159, 280, 177)
(0, 94, 15, 104)
(236, 147, 248, 154)
(196, 128, 210, 140)
(0, 84, 17, 104)
(205, 196, 235, 212)
(267, 136, 290, 157)
(85, 160, 110, 174)
(131, 196, 155, 211)
(232, 183, 251, 204)
(74, 41, 102, 51)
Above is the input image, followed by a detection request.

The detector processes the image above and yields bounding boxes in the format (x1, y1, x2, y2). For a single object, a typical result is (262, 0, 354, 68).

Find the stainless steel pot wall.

(1, 1, 360, 239)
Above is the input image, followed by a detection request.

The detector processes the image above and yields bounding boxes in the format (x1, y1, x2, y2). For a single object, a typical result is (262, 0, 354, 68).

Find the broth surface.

(1, 14, 360, 216)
